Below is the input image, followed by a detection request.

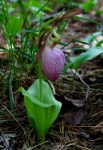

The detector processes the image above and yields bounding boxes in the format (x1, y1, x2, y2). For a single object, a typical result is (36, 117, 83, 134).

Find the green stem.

(39, 76, 43, 101)
(38, 60, 43, 101)
(37, 133, 45, 143)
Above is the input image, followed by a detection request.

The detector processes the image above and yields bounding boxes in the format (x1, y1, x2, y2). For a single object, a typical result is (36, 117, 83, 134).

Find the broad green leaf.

(6, 16, 23, 36)
(81, 0, 97, 12)
(85, 32, 102, 45)
(63, 47, 103, 73)
(19, 79, 62, 137)
(71, 47, 103, 69)
(27, 0, 52, 12)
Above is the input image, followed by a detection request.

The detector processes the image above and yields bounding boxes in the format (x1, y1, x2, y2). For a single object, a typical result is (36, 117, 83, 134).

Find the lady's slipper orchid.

(42, 47, 65, 81)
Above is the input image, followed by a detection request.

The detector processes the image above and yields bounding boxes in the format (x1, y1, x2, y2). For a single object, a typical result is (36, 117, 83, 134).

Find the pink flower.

(42, 47, 65, 81)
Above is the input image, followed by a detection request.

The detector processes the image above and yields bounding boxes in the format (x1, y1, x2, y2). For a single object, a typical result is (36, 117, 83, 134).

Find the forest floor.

(0, 6, 103, 150)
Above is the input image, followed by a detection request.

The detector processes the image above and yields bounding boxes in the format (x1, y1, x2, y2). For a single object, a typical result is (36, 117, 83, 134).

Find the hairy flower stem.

(38, 60, 45, 142)
(38, 60, 43, 102)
